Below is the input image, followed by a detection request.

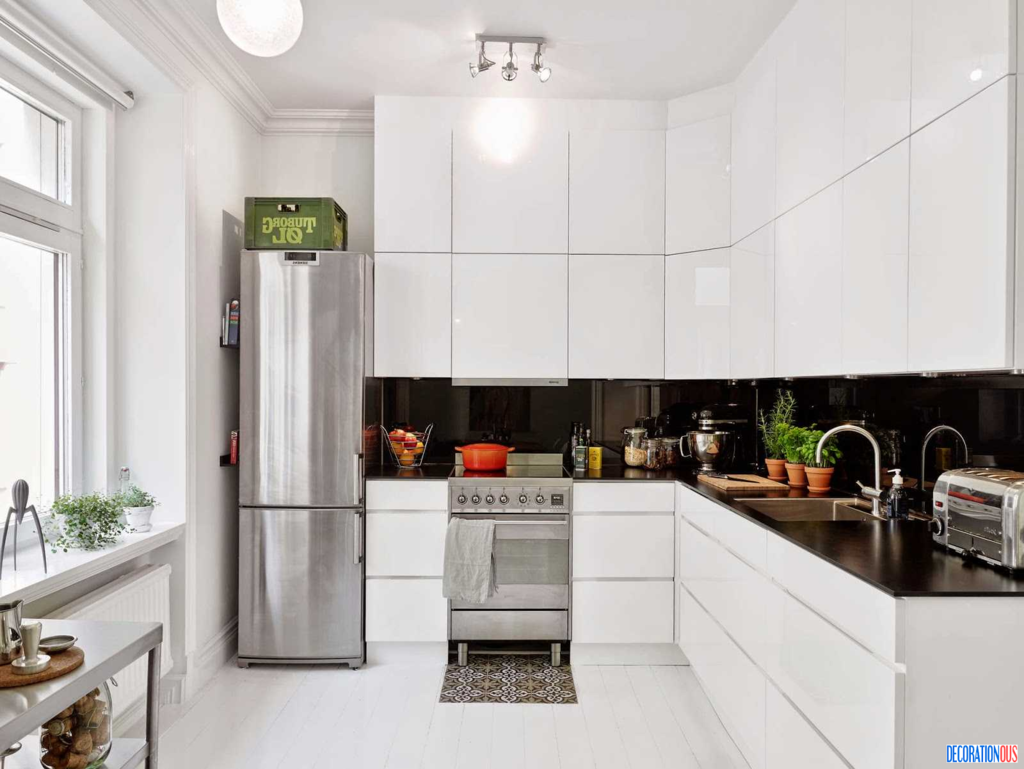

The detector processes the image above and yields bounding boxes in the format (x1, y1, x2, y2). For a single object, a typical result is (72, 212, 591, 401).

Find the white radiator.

(47, 564, 174, 732)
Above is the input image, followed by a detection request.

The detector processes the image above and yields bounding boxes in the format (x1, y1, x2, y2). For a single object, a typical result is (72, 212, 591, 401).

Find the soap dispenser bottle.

(886, 469, 910, 520)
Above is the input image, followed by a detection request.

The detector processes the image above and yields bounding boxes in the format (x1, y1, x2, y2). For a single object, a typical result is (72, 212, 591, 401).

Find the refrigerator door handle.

(354, 511, 362, 565)
(353, 453, 361, 504)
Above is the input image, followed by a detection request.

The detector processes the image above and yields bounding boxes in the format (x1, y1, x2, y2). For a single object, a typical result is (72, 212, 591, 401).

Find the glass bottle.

(622, 427, 647, 467)
(40, 680, 114, 769)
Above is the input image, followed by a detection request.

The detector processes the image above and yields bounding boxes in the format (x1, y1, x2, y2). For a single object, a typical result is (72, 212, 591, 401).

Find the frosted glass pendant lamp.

(217, 0, 304, 57)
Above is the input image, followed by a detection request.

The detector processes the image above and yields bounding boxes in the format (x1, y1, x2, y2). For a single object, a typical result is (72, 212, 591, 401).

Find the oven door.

(448, 513, 570, 610)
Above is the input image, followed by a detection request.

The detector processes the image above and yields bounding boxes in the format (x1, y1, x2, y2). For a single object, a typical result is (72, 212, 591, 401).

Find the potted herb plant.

(803, 430, 842, 494)
(758, 390, 796, 482)
(117, 484, 158, 533)
(778, 424, 810, 488)
(47, 493, 130, 553)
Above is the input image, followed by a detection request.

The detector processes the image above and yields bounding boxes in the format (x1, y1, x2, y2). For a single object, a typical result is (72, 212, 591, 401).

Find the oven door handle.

(452, 517, 567, 526)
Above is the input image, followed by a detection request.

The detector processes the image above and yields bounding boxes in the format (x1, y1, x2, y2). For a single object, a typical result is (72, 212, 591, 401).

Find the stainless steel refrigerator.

(237, 250, 377, 668)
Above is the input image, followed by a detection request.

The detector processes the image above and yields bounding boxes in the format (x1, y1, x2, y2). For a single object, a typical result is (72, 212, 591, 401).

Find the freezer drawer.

(239, 507, 363, 661)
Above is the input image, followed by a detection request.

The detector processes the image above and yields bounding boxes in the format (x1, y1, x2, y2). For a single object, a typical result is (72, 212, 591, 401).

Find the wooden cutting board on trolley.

(697, 474, 788, 492)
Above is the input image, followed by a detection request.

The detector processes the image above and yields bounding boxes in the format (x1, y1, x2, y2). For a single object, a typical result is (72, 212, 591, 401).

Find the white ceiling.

(180, 0, 797, 110)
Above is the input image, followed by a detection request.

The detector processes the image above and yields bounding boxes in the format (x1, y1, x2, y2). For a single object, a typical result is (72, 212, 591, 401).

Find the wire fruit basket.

(381, 424, 434, 467)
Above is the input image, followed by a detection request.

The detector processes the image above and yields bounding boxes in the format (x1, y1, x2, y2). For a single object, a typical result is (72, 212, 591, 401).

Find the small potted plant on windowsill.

(779, 424, 810, 488)
(758, 390, 796, 482)
(47, 493, 130, 553)
(117, 485, 158, 533)
(803, 430, 842, 494)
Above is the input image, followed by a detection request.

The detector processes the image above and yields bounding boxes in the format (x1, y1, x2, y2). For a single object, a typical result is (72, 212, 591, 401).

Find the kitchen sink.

(733, 497, 881, 522)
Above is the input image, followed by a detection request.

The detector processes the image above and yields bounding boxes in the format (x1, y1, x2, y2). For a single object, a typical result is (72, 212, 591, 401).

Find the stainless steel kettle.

(0, 600, 24, 664)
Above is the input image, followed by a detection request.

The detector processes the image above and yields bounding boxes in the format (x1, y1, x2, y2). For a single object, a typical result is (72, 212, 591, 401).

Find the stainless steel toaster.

(932, 468, 1024, 570)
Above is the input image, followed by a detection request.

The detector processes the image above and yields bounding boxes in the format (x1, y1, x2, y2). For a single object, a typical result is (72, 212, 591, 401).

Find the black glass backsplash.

(382, 376, 1024, 492)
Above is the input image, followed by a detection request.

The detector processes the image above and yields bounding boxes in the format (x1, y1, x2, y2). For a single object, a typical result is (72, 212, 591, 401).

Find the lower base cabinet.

(366, 579, 447, 642)
(679, 588, 766, 769)
(571, 581, 673, 643)
(766, 685, 846, 769)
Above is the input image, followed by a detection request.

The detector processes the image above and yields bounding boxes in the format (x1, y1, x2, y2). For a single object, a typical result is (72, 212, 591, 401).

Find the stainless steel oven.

(448, 471, 571, 665)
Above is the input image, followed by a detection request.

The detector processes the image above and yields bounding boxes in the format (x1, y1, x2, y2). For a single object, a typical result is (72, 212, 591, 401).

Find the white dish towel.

(442, 518, 497, 603)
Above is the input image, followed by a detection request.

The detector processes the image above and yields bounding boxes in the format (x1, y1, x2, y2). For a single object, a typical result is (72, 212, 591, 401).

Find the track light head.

(532, 47, 551, 82)
(470, 43, 495, 78)
(501, 44, 518, 81)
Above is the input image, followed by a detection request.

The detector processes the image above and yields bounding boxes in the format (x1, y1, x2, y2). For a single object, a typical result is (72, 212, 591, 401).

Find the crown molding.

(264, 108, 374, 136)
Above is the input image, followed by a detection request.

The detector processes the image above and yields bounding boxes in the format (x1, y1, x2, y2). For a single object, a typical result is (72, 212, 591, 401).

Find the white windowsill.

(0, 522, 185, 604)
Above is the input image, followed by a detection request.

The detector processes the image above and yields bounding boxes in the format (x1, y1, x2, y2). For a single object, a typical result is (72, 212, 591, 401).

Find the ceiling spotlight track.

(470, 34, 551, 83)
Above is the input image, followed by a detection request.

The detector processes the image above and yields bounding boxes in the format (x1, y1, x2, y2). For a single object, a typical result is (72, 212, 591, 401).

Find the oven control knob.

(457, 494, 467, 505)
(471, 494, 481, 505)
(929, 517, 945, 536)
(519, 494, 529, 504)
(535, 494, 546, 504)
(485, 495, 495, 505)
(499, 494, 509, 505)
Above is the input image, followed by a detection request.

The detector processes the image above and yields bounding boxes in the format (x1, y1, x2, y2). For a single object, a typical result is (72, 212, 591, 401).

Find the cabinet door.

(366, 579, 447, 642)
(570, 130, 665, 255)
(374, 118, 451, 252)
(366, 512, 447, 577)
(766, 685, 847, 769)
(841, 142, 909, 375)
(774, 0, 845, 215)
(729, 223, 774, 379)
(374, 253, 452, 377)
(666, 116, 731, 254)
(572, 581, 674, 643)
(452, 125, 568, 253)
(572, 515, 674, 579)
(731, 42, 777, 242)
(568, 254, 664, 379)
(910, 0, 1013, 132)
(908, 80, 1013, 372)
(843, 0, 912, 174)
(452, 253, 568, 379)
(665, 249, 730, 380)
(774, 184, 843, 377)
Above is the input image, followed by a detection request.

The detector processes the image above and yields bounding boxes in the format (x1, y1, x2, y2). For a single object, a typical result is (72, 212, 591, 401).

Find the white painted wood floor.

(156, 660, 749, 769)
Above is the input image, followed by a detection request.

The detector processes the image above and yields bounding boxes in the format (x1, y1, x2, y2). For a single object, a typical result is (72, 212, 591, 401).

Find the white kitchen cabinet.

(910, 0, 1013, 132)
(452, 126, 568, 254)
(572, 515, 674, 579)
(374, 253, 452, 377)
(452, 253, 568, 379)
(731, 42, 777, 242)
(573, 481, 675, 513)
(568, 254, 664, 379)
(366, 479, 449, 511)
(374, 118, 451, 253)
(766, 685, 847, 769)
(841, 141, 909, 375)
(569, 130, 665, 255)
(843, 0, 912, 174)
(665, 249, 730, 380)
(572, 581, 674, 644)
(366, 579, 448, 642)
(729, 222, 774, 379)
(665, 116, 730, 254)
(679, 588, 766, 769)
(774, 183, 843, 378)
(908, 79, 1013, 372)
(366, 512, 447, 577)
(774, 0, 845, 215)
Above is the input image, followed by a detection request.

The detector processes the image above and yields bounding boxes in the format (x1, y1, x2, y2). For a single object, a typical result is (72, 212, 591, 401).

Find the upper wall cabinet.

(570, 130, 665, 255)
(908, 79, 1013, 372)
(374, 253, 452, 378)
(666, 116, 731, 255)
(843, 0, 912, 174)
(841, 142, 909, 375)
(731, 41, 777, 243)
(569, 254, 664, 378)
(452, 126, 569, 254)
(730, 223, 775, 380)
(774, 183, 843, 378)
(374, 121, 452, 253)
(665, 249, 731, 380)
(910, 0, 1013, 132)
(774, 0, 845, 216)
(452, 253, 568, 379)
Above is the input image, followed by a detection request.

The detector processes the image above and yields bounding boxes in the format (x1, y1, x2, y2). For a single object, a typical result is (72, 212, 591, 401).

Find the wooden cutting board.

(0, 647, 83, 688)
(697, 474, 788, 492)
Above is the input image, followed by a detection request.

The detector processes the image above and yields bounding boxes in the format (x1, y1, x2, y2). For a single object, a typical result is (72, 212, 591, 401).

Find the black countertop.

(577, 465, 1024, 597)
(366, 464, 454, 480)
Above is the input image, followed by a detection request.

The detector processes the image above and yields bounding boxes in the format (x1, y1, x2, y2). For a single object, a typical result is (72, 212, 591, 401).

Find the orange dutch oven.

(455, 443, 516, 471)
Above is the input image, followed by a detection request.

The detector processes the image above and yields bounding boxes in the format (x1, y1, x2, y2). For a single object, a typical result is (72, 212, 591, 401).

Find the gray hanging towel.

(442, 517, 497, 603)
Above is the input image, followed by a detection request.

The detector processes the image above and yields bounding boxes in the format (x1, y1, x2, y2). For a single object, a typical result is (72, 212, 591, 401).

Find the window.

(0, 85, 66, 203)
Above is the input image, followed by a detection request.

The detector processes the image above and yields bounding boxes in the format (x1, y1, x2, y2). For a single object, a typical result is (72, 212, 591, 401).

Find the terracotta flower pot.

(805, 466, 835, 495)
(785, 462, 807, 488)
(765, 458, 788, 482)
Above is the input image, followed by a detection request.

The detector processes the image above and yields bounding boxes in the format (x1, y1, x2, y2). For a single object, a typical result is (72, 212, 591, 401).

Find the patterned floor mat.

(439, 654, 578, 704)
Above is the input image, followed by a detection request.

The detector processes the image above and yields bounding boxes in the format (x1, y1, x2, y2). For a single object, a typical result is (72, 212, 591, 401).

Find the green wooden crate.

(244, 197, 348, 250)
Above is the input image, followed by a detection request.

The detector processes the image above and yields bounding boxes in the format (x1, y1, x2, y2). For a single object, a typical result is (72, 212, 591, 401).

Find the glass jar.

(622, 427, 647, 467)
(660, 437, 680, 467)
(642, 438, 667, 470)
(40, 680, 113, 769)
